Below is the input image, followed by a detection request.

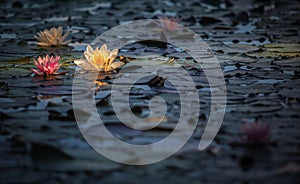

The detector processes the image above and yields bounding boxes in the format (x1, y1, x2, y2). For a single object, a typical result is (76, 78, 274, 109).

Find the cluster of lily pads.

(31, 22, 272, 145)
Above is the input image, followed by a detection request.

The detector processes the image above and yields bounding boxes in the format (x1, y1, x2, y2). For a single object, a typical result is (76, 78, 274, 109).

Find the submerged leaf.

(30, 142, 120, 171)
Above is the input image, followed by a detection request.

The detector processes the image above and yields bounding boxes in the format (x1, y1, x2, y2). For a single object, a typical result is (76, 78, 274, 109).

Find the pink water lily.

(241, 122, 272, 144)
(159, 17, 181, 31)
(31, 55, 62, 76)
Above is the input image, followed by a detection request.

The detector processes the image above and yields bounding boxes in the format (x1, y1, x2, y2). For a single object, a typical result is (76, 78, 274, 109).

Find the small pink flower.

(241, 122, 271, 144)
(159, 17, 181, 31)
(31, 55, 62, 76)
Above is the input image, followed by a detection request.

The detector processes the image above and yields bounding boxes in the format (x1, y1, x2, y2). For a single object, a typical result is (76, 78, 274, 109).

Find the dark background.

(0, 0, 299, 183)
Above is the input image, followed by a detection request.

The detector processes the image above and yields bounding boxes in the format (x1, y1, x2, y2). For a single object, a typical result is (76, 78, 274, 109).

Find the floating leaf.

(247, 44, 300, 58)
(31, 142, 120, 171)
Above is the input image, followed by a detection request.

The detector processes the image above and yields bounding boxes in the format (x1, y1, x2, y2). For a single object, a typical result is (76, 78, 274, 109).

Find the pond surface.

(0, 0, 299, 183)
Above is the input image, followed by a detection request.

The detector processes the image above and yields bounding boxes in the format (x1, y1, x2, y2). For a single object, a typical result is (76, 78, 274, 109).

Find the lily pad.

(247, 44, 300, 58)
(31, 142, 121, 171)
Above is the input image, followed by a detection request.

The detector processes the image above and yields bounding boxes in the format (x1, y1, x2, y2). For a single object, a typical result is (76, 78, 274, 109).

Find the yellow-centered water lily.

(74, 44, 124, 72)
(35, 26, 71, 46)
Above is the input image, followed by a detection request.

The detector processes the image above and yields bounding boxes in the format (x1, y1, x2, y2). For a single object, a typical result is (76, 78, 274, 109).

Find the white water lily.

(74, 44, 124, 72)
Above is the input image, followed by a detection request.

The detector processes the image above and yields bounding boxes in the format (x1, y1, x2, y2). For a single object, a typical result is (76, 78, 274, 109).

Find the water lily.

(35, 26, 71, 46)
(31, 55, 63, 76)
(241, 122, 271, 144)
(74, 44, 124, 72)
(159, 17, 181, 32)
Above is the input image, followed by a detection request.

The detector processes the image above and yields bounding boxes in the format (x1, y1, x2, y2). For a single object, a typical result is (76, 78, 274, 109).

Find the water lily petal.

(31, 68, 43, 76)
(111, 61, 124, 69)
